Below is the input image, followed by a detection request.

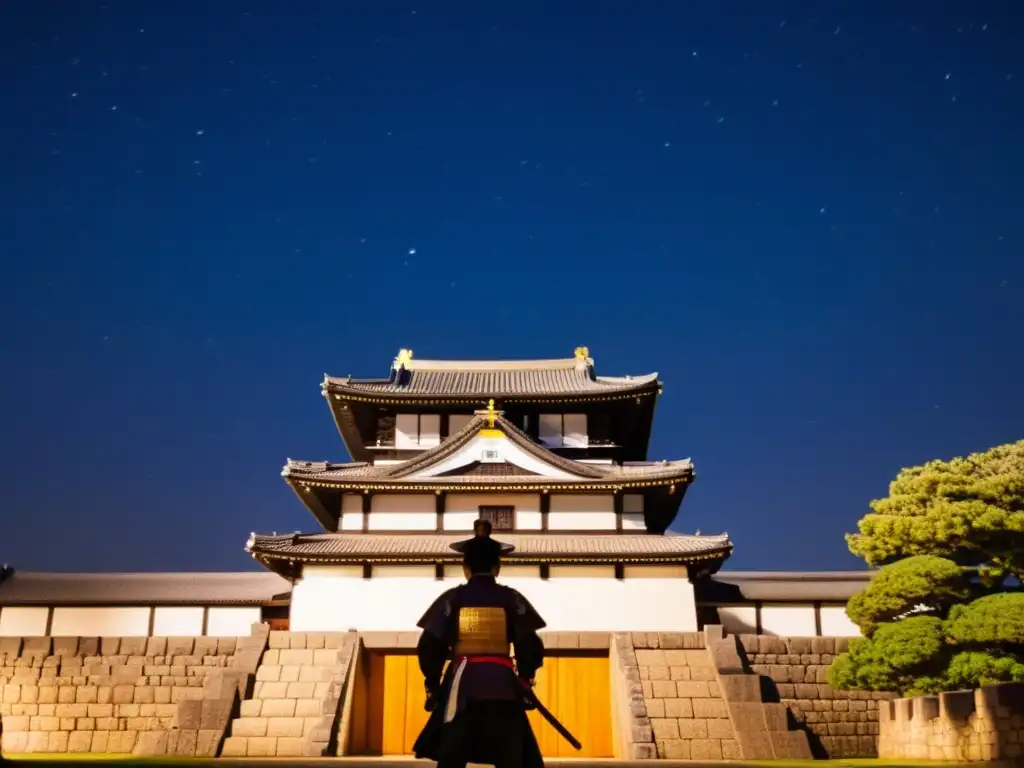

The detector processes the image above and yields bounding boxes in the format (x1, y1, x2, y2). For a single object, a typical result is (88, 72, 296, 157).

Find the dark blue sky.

(1, 2, 1021, 573)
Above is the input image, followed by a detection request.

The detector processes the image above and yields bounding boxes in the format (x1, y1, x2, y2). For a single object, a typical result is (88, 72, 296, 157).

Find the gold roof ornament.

(485, 398, 498, 428)
(395, 348, 414, 368)
(574, 346, 590, 360)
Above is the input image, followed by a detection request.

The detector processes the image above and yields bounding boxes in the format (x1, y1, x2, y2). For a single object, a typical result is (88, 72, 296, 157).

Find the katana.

(519, 680, 582, 751)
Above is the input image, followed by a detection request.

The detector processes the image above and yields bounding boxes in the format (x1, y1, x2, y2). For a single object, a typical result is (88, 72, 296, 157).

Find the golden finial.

(395, 348, 414, 367)
(574, 346, 590, 360)
(485, 398, 498, 428)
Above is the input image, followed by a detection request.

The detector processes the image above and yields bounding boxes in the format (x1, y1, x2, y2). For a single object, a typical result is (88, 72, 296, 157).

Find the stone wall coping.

(880, 682, 1024, 725)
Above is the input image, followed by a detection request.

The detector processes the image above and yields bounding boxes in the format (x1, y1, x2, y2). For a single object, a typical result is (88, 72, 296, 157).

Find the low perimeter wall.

(879, 682, 1024, 764)
(734, 634, 894, 758)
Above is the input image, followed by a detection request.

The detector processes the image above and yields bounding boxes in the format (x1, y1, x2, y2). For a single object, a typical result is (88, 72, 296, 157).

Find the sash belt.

(444, 655, 520, 723)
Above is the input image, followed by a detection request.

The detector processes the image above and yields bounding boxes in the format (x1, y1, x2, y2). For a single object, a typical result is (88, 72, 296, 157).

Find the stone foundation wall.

(0, 629, 266, 756)
(221, 630, 358, 758)
(608, 630, 812, 760)
(631, 631, 739, 761)
(735, 633, 894, 758)
(879, 683, 1024, 765)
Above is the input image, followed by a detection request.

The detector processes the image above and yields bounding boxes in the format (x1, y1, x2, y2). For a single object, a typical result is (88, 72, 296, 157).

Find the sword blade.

(521, 684, 582, 751)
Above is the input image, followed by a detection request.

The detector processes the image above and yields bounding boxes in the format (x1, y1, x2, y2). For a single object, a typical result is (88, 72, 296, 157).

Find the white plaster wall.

(419, 414, 441, 447)
(153, 607, 204, 636)
(444, 493, 541, 531)
(290, 564, 698, 632)
(548, 494, 616, 530)
(819, 605, 861, 637)
(410, 434, 577, 479)
(340, 494, 364, 531)
(759, 605, 817, 637)
(716, 605, 758, 634)
(50, 607, 151, 637)
(622, 494, 646, 532)
(0, 607, 49, 636)
(207, 607, 260, 637)
(367, 494, 435, 530)
(396, 414, 418, 449)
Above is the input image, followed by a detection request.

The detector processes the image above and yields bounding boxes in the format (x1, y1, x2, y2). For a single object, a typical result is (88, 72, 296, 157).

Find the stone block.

(267, 716, 305, 737)
(268, 630, 292, 651)
(663, 698, 691, 718)
(295, 698, 321, 717)
(276, 736, 305, 756)
(690, 737, 723, 760)
(240, 698, 262, 717)
(677, 717, 708, 738)
(771, 729, 813, 759)
(1, 731, 28, 754)
(676, 680, 710, 698)
(736, 729, 775, 760)
(134, 730, 168, 756)
(261, 698, 297, 717)
(192, 637, 218, 657)
(46, 729, 70, 751)
(173, 728, 199, 756)
(707, 717, 735, 738)
(657, 737, 690, 758)
(650, 717, 679, 739)
(201, 696, 235, 729)
(657, 632, 684, 649)
(286, 681, 316, 699)
(693, 697, 728, 719)
(247, 735, 278, 756)
(728, 701, 767, 730)
(221, 736, 248, 756)
(195, 728, 223, 757)
(176, 699, 203, 730)
(256, 664, 282, 682)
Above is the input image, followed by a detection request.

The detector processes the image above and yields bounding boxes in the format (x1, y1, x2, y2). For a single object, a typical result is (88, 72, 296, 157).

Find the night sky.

(1, 2, 1021, 574)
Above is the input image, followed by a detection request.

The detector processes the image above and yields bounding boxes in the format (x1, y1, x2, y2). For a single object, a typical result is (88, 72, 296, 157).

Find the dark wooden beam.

(614, 492, 624, 533)
(435, 493, 445, 533)
(362, 564, 372, 579)
(614, 563, 625, 580)
(201, 607, 210, 636)
(147, 607, 155, 636)
(755, 602, 763, 635)
(813, 601, 823, 637)
(540, 493, 550, 532)
(362, 493, 371, 533)
(539, 564, 550, 580)
(434, 563, 444, 581)
(44, 607, 54, 636)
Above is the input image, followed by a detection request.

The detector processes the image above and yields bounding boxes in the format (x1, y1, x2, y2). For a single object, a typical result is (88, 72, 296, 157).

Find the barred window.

(478, 505, 515, 531)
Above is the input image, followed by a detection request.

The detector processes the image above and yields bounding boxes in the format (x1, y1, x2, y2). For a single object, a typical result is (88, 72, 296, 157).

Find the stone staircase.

(220, 630, 357, 758)
(610, 628, 814, 761)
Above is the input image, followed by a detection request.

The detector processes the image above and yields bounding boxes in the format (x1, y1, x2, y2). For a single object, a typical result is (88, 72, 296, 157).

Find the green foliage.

(946, 592, 1024, 646)
(944, 651, 1024, 689)
(830, 440, 1024, 695)
(846, 440, 1024, 584)
(827, 616, 948, 696)
(845, 555, 970, 636)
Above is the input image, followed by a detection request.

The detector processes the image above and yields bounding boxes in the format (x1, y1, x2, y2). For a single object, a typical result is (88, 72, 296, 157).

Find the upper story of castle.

(321, 347, 662, 464)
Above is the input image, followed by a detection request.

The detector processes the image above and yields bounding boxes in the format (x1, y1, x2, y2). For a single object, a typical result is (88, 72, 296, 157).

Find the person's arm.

(415, 587, 458, 707)
(509, 589, 547, 684)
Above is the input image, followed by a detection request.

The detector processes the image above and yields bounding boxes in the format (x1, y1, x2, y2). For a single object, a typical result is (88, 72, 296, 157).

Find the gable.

(436, 461, 539, 477)
(402, 431, 583, 480)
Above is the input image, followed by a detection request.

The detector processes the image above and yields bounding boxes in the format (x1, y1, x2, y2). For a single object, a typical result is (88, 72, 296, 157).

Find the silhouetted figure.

(412, 519, 546, 768)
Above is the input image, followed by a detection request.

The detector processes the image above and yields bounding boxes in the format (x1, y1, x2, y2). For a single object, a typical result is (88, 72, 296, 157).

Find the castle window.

(395, 414, 441, 448)
(478, 505, 515, 531)
(538, 414, 589, 448)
